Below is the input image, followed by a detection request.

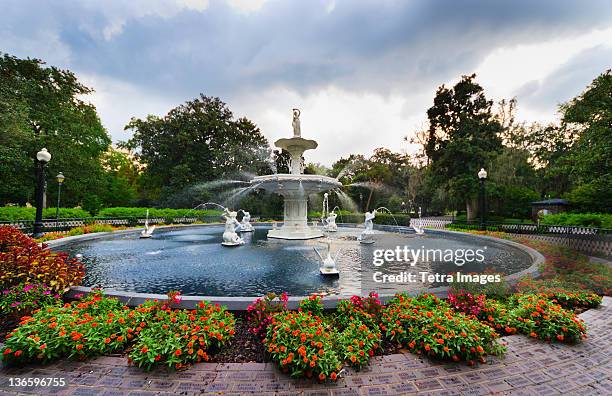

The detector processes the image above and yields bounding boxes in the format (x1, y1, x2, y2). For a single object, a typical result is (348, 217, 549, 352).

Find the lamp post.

(56, 172, 65, 220)
(478, 168, 487, 230)
(33, 148, 52, 237)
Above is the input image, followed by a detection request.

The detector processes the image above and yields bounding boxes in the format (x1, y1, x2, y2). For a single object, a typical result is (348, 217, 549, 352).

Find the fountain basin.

(251, 174, 342, 239)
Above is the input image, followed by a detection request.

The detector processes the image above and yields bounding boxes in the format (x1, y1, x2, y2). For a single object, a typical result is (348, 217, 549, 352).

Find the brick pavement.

(1, 297, 610, 395)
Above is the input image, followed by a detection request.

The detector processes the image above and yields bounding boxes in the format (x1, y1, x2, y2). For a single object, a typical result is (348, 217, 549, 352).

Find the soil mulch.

(210, 314, 267, 363)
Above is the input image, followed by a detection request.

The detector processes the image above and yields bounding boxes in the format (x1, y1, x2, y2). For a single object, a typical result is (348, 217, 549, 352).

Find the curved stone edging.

(54, 223, 544, 310)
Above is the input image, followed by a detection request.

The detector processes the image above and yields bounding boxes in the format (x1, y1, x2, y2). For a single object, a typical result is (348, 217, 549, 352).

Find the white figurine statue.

(358, 209, 377, 243)
(314, 243, 341, 276)
(325, 211, 338, 232)
(240, 211, 254, 232)
(292, 108, 301, 137)
(222, 208, 244, 246)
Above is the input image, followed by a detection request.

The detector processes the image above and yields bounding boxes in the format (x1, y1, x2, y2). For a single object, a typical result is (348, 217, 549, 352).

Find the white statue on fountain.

(222, 208, 244, 246)
(358, 209, 377, 243)
(240, 210, 254, 232)
(314, 242, 341, 276)
(325, 211, 338, 232)
(292, 108, 301, 137)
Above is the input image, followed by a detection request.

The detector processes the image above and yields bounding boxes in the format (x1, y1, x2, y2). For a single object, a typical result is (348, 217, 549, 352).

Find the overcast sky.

(2, 0, 611, 165)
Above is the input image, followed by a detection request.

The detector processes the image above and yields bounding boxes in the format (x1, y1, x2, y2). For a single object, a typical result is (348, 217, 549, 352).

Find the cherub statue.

(292, 108, 301, 137)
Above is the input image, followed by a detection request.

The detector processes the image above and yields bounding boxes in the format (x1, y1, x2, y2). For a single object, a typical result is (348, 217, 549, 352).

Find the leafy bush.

(67, 224, 114, 236)
(335, 293, 382, 331)
(540, 212, 612, 228)
(2, 292, 131, 364)
(97, 207, 222, 219)
(299, 295, 323, 317)
(381, 294, 503, 365)
(264, 310, 342, 381)
(449, 271, 510, 300)
(129, 299, 235, 370)
(246, 292, 288, 339)
(0, 227, 84, 291)
(447, 291, 486, 316)
(514, 278, 602, 309)
(337, 320, 381, 369)
(508, 294, 587, 343)
(0, 283, 62, 316)
(0, 207, 91, 221)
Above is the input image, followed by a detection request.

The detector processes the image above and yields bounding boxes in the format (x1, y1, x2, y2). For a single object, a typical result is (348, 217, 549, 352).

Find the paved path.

(1, 297, 610, 395)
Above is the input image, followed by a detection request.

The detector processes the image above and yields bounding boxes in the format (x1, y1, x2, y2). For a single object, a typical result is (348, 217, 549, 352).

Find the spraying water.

(375, 207, 398, 226)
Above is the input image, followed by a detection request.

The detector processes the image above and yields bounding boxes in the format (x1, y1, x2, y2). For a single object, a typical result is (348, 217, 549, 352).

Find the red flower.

(141, 346, 149, 353)
(175, 349, 182, 356)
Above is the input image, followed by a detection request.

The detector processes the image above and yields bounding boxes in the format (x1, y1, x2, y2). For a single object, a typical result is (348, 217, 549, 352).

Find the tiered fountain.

(250, 109, 342, 239)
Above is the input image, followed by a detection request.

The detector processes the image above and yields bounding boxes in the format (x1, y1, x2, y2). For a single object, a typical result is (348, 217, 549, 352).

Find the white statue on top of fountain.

(358, 209, 377, 243)
(240, 210, 254, 232)
(292, 108, 301, 137)
(325, 211, 338, 232)
(222, 208, 244, 246)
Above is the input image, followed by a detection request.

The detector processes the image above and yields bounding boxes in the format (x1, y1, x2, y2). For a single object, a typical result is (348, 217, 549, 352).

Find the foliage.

(337, 321, 381, 369)
(540, 212, 612, 229)
(299, 295, 323, 317)
(561, 70, 612, 213)
(335, 293, 382, 331)
(514, 278, 602, 309)
(447, 291, 486, 316)
(264, 310, 342, 381)
(129, 298, 235, 370)
(381, 294, 503, 365)
(246, 292, 288, 339)
(1, 292, 131, 364)
(0, 283, 62, 316)
(66, 224, 114, 236)
(0, 53, 111, 208)
(97, 207, 222, 219)
(0, 227, 84, 291)
(425, 74, 503, 219)
(449, 271, 510, 300)
(122, 95, 271, 204)
(0, 207, 91, 221)
(508, 294, 587, 343)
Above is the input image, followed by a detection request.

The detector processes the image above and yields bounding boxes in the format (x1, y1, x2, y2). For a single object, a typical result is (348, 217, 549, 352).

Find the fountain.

(358, 209, 377, 244)
(140, 209, 156, 238)
(314, 242, 341, 276)
(413, 206, 425, 235)
(238, 210, 254, 232)
(250, 109, 342, 239)
(321, 193, 338, 232)
(221, 208, 245, 246)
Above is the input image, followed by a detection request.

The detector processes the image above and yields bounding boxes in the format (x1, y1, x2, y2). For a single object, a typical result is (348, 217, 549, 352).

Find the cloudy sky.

(2, 0, 611, 165)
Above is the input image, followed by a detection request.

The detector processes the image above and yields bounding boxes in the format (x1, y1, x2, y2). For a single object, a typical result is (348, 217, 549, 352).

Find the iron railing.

(447, 220, 612, 237)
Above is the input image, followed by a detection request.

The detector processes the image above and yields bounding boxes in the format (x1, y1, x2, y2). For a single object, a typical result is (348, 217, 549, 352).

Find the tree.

(99, 148, 141, 208)
(561, 70, 612, 212)
(122, 95, 271, 205)
(0, 53, 111, 208)
(425, 74, 503, 219)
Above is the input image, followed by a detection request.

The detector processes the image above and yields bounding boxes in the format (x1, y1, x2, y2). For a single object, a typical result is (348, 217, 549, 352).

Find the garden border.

(46, 223, 545, 310)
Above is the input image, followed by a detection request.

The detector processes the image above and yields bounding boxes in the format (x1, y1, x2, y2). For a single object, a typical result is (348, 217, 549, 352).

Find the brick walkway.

(1, 297, 610, 395)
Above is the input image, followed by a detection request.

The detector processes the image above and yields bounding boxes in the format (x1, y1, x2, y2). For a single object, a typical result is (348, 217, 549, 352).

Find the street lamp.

(33, 148, 51, 237)
(478, 168, 487, 230)
(56, 172, 65, 220)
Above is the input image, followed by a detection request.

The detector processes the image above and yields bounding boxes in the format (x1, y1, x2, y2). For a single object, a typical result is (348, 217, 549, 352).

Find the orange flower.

(104, 338, 111, 344)
(318, 373, 326, 381)
(330, 372, 337, 381)
(476, 345, 484, 353)
(310, 361, 315, 367)
(76, 344, 83, 351)
(175, 349, 182, 356)
(556, 334, 564, 341)
(39, 344, 46, 350)
(14, 350, 22, 357)
(350, 355, 357, 363)
(424, 344, 431, 351)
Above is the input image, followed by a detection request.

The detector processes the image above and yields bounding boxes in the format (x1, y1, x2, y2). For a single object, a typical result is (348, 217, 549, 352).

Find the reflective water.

(58, 226, 532, 296)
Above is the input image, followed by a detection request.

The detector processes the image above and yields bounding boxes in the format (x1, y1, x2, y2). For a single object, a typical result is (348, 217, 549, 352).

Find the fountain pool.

(54, 224, 537, 297)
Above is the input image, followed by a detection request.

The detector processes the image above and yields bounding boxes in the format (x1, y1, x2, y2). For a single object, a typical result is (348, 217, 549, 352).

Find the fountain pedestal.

(250, 109, 341, 240)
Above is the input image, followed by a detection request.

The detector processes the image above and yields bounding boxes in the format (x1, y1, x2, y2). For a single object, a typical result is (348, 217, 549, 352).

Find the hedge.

(97, 207, 222, 219)
(540, 213, 612, 229)
(0, 207, 91, 221)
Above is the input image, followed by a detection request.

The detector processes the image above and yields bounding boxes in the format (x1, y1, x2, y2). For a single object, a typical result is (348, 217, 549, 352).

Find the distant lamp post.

(478, 168, 487, 230)
(33, 148, 52, 237)
(55, 172, 65, 220)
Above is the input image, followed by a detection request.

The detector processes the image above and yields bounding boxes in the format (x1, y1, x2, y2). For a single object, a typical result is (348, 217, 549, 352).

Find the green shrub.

(337, 320, 381, 369)
(97, 207, 222, 219)
(299, 295, 323, 317)
(0, 207, 91, 221)
(0, 283, 62, 317)
(540, 212, 612, 228)
(381, 294, 503, 365)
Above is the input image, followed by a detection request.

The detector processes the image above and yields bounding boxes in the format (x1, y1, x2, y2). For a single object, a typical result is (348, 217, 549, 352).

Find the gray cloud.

(1, 0, 611, 149)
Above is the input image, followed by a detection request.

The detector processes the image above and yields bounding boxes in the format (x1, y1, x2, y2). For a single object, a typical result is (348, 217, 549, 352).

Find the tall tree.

(562, 69, 612, 212)
(122, 95, 270, 205)
(425, 74, 503, 219)
(0, 53, 111, 209)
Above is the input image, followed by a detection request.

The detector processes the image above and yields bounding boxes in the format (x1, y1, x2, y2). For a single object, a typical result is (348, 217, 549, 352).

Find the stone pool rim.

(46, 223, 544, 310)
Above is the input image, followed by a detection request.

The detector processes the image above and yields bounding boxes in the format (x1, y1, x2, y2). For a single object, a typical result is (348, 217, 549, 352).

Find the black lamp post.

(33, 148, 52, 237)
(56, 172, 65, 220)
(478, 168, 487, 230)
